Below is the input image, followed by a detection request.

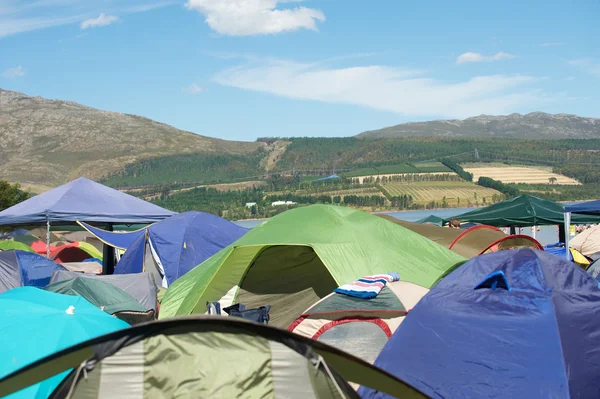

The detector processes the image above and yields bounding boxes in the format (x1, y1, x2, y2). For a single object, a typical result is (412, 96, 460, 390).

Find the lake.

(234, 206, 566, 246)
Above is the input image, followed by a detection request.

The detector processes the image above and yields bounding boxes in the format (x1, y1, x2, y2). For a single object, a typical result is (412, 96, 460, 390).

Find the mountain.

(0, 88, 263, 191)
(357, 113, 600, 139)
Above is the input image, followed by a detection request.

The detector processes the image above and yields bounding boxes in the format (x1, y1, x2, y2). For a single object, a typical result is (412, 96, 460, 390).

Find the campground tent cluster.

(2, 178, 600, 398)
(158, 205, 466, 328)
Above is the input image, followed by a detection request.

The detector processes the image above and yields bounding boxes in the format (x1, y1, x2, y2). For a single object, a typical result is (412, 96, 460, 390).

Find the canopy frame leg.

(564, 212, 571, 260)
(46, 220, 51, 258)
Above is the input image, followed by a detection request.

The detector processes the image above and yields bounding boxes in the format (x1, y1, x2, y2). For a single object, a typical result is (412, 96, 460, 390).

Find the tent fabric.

(3, 229, 30, 238)
(378, 215, 541, 258)
(544, 244, 590, 267)
(359, 249, 600, 399)
(414, 215, 444, 226)
(79, 222, 147, 250)
(289, 281, 429, 364)
(45, 278, 147, 315)
(450, 194, 600, 227)
(0, 317, 430, 399)
(50, 270, 158, 312)
(0, 241, 36, 253)
(565, 199, 600, 215)
(0, 250, 66, 294)
(587, 258, 600, 279)
(115, 211, 248, 287)
(12, 235, 40, 246)
(51, 247, 90, 263)
(159, 205, 465, 325)
(0, 287, 128, 399)
(0, 177, 175, 226)
(569, 225, 600, 258)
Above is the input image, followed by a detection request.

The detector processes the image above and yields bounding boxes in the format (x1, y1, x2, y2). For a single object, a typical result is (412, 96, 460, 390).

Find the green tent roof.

(160, 205, 465, 319)
(415, 215, 445, 226)
(449, 195, 600, 227)
(45, 278, 146, 315)
(0, 241, 36, 253)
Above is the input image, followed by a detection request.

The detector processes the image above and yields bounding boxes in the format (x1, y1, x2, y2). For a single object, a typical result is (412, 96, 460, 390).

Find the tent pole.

(510, 226, 516, 235)
(532, 225, 536, 240)
(46, 220, 51, 258)
(564, 212, 571, 260)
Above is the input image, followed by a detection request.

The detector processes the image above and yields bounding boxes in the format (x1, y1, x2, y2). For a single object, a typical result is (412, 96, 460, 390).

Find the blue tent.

(359, 249, 600, 399)
(565, 200, 600, 215)
(3, 228, 30, 238)
(115, 212, 248, 287)
(0, 177, 175, 226)
(79, 222, 147, 250)
(0, 250, 66, 294)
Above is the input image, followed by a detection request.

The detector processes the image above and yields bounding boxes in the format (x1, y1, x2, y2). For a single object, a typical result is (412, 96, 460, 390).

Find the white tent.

(570, 225, 600, 259)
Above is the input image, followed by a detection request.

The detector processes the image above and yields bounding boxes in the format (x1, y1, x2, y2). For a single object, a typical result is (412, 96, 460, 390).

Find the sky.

(1, 0, 598, 142)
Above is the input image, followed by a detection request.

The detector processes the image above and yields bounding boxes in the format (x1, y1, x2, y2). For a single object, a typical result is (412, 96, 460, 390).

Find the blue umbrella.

(0, 287, 129, 398)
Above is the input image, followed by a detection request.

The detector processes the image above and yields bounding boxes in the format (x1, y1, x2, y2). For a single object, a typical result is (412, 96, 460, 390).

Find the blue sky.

(1, 0, 598, 141)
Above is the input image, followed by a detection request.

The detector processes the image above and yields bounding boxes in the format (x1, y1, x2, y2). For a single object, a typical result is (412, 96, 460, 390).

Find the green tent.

(44, 278, 146, 315)
(12, 235, 42, 246)
(0, 241, 36, 253)
(160, 205, 465, 327)
(0, 317, 429, 399)
(415, 215, 445, 226)
(448, 195, 600, 227)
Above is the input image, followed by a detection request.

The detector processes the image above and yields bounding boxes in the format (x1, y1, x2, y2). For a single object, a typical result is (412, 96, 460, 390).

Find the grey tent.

(50, 270, 158, 312)
(0, 317, 429, 399)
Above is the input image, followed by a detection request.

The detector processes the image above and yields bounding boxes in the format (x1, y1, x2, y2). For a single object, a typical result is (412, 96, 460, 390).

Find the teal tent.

(44, 278, 146, 315)
(0, 287, 128, 398)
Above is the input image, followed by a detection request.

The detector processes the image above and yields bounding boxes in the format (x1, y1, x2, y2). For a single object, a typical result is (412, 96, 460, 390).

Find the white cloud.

(569, 59, 600, 78)
(213, 58, 550, 118)
(184, 0, 325, 36)
(540, 42, 562, 47)
(182, 83, 205, 94)
(0, 1, 175, 39)
(2, 66, 26, 78)
(80, 13, 118, 29)
(456, 52, 517, 64)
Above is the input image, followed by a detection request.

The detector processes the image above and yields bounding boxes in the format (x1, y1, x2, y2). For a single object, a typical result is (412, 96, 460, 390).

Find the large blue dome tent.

(359, 249, 600, 399)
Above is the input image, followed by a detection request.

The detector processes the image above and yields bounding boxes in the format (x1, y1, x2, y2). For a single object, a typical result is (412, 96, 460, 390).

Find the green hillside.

(101, 150, 267, 188)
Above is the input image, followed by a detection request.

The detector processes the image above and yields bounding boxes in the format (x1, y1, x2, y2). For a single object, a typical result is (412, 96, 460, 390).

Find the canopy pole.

(510, 226, 516, 235)
(46, 220, 51, 258)
(532, 225, 536, 240)
(102, 223, 116, 275)
(564, 212, 571, 260)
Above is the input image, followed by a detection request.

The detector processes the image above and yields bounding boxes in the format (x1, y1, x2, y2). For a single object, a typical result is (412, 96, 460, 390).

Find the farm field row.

(463, 166, 580, 185)
(381, 181, 501, 205)
(270, 187, 384, 198)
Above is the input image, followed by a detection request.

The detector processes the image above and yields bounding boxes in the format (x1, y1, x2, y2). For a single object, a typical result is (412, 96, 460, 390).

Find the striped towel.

(334, 272, 400, 299)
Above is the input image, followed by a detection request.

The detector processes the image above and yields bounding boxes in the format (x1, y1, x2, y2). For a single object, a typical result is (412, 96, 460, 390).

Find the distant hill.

(357, 113, 600, 139)
(3, 88, 600, 192)
(0, 88, 262, 190)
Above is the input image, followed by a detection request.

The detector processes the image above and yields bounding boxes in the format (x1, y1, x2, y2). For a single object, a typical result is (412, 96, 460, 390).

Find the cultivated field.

(463, 163, 580, 185)
(354, 172, 457, 184)
(308, 187, 385, 198)
(270, 186, 384, 198)
(381, 181, 501, 206)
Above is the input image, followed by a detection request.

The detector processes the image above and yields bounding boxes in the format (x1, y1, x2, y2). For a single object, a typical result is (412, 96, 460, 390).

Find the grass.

(381, 181, 501, 206)
(342, 167, 380, 178)
(414, 162, 452, 173)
